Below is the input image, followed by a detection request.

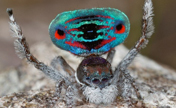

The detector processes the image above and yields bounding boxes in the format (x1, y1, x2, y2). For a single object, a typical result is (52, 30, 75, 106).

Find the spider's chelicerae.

(7, 0, 154, 106)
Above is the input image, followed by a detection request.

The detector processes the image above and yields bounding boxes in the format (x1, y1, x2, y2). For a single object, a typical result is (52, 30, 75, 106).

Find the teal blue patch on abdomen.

(49, 8, 130, 56)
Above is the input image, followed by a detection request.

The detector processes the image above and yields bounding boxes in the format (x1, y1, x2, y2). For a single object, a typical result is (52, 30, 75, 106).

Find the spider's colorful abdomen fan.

(49, 8, 130, 56)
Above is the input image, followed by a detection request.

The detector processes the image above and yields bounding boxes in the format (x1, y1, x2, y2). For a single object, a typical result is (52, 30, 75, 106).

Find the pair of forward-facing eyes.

(85, 75, 113, 85)
(55, 23, 126, 39)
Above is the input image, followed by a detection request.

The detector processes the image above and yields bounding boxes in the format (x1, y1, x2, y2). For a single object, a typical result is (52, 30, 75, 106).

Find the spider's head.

(76, 56, 113, 89)
(49, 8, 130, 56)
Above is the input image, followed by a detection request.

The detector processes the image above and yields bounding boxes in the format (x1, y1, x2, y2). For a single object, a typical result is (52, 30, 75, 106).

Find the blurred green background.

(0, 0, 176, 70)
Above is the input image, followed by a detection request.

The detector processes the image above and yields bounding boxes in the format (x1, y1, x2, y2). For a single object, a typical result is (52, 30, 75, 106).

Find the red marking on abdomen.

(65, 17, 79, 24)
(96, 15, 114, 19)
(65, 41, 86, 49)
(95, 36, 116, 49)
(69, 28, 79, 32)
(115, 25, 125, 34)
(55, 31, 66, 40)
(100, 26, 110, 29)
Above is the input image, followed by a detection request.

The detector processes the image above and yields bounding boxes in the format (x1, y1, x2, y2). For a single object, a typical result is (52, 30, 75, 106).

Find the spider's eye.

(101, 78, 108, 83)
(86, 77, 90, 80)
(55, 29, 65, 40)
(92, 78, 100, 84)
(115, 24, 125, 34)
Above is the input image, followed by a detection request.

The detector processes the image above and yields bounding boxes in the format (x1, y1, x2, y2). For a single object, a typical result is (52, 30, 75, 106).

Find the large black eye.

(101, 78, 108, 83)
(55, 29, 65, 40)
(115, 24, 125, 34)
(92, 78, 100, 84)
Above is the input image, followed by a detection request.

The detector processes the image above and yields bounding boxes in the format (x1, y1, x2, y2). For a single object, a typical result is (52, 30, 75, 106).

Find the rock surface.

(0, 42, 176, 108)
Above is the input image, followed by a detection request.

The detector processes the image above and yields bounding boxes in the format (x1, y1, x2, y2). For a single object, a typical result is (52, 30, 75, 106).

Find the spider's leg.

(7, 8, 71, 84)
(7, 9, 82, 106)
(65, 85, 84, 107)
(113, 0, 154, 81)
(51, 56, 75, 78)
(117, 0, 154, 72)
(113, 0, 154, 99)
(55, 79, 65, 97)
(122, 70, 141, 99)
(106, 49, 116, 63)
(65, 86, 75, 106)
(115, 68, 142, 100)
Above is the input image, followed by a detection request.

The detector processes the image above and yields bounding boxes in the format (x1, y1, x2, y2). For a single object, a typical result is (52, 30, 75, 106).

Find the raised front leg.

(113, 0, 154, 82)
(7, 8, 71, 84)
(112, 0, 154, 99)
(117, 0, 154, 72)
(118, 0, 154, 72)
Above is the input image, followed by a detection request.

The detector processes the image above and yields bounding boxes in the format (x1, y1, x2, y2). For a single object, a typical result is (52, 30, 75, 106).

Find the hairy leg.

(117, 0, 154, 73)
(106, 49, 116, 64)
(55, 79, 65, 97)
(122, 70, 141, 99)
(116, 0, 154, 73)
(113, 0, 154, 99)
(51, 56, 75, 78)
(7, 9, 81, 106)
(7, 8, 71, 84)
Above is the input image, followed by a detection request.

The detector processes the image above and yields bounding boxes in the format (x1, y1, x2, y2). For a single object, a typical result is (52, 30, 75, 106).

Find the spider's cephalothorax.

(76, 56, 119, 104)
(76, 56, 113, 89)
(49, 8, 130, 56)
(7, 0, 154, 106)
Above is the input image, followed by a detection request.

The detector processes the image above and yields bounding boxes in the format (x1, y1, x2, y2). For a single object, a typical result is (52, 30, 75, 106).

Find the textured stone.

(0, 43, 176, 107)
